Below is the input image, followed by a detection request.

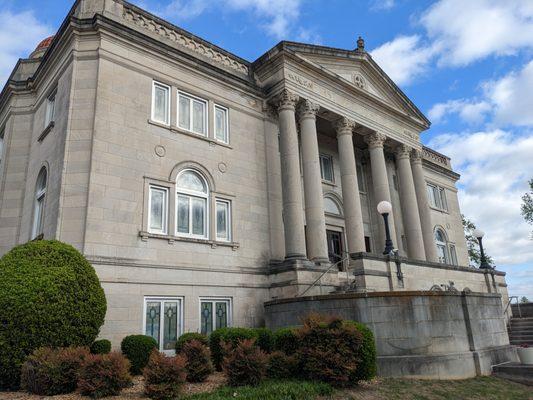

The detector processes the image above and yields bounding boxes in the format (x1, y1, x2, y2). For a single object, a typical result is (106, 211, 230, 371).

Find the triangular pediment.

(281, 43, 429, 127)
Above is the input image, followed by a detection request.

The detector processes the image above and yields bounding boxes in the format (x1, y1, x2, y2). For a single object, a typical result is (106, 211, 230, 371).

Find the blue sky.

(0, 0, 532, 298)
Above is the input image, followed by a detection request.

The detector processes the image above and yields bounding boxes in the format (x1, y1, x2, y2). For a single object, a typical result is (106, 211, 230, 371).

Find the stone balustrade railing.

(422, 146, 451, 168)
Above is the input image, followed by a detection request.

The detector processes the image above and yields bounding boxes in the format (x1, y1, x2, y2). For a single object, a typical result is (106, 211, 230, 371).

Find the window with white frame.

(449, 244, 458, 266)
(200, 298, 231, 335)
(214, 104, 229, 143)
(149, 186, 168, 234)
(427, 183, 448, 211)
(32, 167, 47, 239)
(176, 169, 208, 238)
(216, 199, 231, 241)
(44, 90, 56, 128)
(152, 81, 170, 125)
(435, 228, 450, 264)
(319, 154, 334, 183)
(178, 91, 207, 136)
(144, 297, 182, 352)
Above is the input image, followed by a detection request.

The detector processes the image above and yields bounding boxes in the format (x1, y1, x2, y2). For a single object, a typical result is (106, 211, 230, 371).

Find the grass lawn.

(181, 377, 532, 400)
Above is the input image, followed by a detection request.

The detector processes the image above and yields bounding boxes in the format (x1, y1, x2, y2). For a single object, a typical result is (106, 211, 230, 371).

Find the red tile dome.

(30, 35, 55, 59)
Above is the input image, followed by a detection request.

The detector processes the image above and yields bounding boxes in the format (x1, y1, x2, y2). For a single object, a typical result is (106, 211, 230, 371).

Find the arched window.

(176, 169, 208, 238)
(324, 196, 341, 215)
(435, 228, 449, 264)
(32, 167, 47, 239)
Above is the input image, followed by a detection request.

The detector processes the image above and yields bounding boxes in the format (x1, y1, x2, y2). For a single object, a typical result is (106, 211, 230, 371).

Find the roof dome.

(30, 35, 55, 59)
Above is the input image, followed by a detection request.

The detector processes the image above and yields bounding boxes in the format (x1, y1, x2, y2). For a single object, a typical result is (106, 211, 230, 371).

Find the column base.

(284, 253, 308, 261)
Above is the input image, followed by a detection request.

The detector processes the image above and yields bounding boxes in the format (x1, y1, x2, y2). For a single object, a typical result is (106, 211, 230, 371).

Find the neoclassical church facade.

(0, 0, 509, 358)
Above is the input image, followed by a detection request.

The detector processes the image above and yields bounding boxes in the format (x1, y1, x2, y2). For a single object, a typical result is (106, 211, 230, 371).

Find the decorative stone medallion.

(218, 162, 227, 173)
(353, 73, 366, 89)
(155, 145, 166, 157)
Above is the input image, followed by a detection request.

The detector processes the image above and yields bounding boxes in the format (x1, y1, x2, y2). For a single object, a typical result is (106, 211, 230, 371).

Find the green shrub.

(121, 335, 158, 375)
(253, 328, 274, 353)
(223, 339, 267, 387)
(0, 240, 107, 389)
(273, 327, 299, 354)
(20, 347, 90, 395)
(90, 339, 112, 355)
(175, 332, 208, 353)
(295, 314, 362, 387)
(210, 327, 258, 370)
(266, 351, 299, 379)
(78, 352, 131, 398)
(143, 351, 187, 400)
(182, 340, 213, 382)
(343, 321, 377, 382)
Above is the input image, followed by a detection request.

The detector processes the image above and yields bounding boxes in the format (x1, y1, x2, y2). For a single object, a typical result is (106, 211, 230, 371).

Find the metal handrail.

(504, 296, 522, 318)
(297, 252, 351, 298)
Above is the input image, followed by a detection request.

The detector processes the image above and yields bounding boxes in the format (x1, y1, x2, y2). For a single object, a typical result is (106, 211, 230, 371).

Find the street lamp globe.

(377, 200, 392, 215)
(473, 228, 485, 239)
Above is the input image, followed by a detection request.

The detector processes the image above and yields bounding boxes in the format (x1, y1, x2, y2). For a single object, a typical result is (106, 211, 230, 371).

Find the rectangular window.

(216, 199, 231, 241)
(200, 298, 231, 336)
(176, 195, 207, 238)
(449, 244, 458, 266)
(427, 183, 448, 211)
(214, 105, 229, 143)
(148, 186, 168, 234)
(356, 163, 365, 192)
(144, 297, 182, 353)
(44, 90, 56, 127)
(178, 92, 207, 136)
(152, 82, 170, 125)
(319, 154, 334, 183)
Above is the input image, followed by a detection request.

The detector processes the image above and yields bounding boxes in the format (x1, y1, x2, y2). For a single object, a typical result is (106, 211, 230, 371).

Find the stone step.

(510, 340, 533, 346)
(509, 336, 533, 342)
(492, 362, 533, 386)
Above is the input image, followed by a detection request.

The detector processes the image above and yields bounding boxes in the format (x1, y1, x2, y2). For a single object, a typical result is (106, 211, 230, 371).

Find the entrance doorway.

(326, 230, 343, 265)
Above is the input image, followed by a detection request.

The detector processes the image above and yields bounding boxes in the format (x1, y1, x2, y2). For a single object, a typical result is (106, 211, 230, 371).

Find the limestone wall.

(264, 291, 518, 378)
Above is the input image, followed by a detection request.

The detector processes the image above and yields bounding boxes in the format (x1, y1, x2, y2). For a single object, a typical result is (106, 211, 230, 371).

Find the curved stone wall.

(264, 291, 518, 379)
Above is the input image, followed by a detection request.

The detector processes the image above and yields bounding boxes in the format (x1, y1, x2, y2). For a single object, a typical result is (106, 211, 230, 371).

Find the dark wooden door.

(326, 230, 343, 264)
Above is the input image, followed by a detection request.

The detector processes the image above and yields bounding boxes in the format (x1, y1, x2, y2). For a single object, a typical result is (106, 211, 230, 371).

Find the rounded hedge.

(121, 335, 158, 375)
(253, 328, 274, 353)
(175, 332, 208, 353)
(273, 327, 299, 354)
(91, 339, 112, 355)
(0, 240, 107, 389)
(343, 321, 377, 382)
(209, 327, 258, 370)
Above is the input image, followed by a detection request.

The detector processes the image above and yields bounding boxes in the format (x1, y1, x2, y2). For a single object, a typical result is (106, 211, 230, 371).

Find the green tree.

(521, 179, 533, 237)
(520, 296, 529, 304)
(462, 215, 493, 268)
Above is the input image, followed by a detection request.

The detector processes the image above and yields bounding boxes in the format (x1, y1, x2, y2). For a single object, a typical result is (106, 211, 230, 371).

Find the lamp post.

(377, 201, 394, 255)
(473, 228, 490, 269)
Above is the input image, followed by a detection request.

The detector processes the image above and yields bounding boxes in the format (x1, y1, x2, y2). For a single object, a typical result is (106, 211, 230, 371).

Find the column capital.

(297, 99, 320, 120)
(334, 117, 356, 137)
(364, 132, 387, 149)
(395, 144, 413, 160)
(411, 148, 423, 164)
(274, 89, 299, 112)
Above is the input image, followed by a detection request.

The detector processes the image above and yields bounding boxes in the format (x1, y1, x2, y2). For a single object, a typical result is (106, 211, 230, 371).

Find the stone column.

(365, 132, 397, 247)
(411, 150, 439, 262)
(335, 118, 366, 253)
(276, 90, 307, 260)
(298, 100, 328, 262)
(396, 145, 426, 260)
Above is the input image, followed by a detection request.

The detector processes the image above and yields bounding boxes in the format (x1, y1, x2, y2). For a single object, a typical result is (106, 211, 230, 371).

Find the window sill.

(38, 122, 55, 142)
(139, 231, 239, 250)
(429, 206, 449, 214)
(321, 180, 336, 187)
(148, 119, 232, 149)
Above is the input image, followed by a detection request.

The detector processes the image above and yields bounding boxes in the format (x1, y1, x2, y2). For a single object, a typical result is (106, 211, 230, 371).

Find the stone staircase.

(508, 317, 533, 346)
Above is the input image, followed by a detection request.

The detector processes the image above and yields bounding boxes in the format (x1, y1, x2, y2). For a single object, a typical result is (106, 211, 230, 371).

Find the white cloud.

(0, 10, 52, 86)
(370, 35, 436, 85)
(429, 130, 533, 269)
(159, 0, 301, 39)
(420, 0, 533, 66)
(370, 0, 395, 11)
(428, 61, 533, 127)
(428, 99, 491, 124)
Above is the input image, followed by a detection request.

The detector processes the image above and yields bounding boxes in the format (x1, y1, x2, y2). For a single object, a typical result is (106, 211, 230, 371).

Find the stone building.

(0, 0, 511, 371)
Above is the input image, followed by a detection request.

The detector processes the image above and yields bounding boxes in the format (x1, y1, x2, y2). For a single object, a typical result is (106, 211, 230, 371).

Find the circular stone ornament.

(155, 145, 166, 157)
(353, 73, 366, 89)
(218, 162, 227, 173)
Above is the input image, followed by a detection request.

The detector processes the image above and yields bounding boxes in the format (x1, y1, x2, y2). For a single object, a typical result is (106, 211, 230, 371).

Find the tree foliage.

(462, 215, 493, 267)
(521, 179, 533, 238)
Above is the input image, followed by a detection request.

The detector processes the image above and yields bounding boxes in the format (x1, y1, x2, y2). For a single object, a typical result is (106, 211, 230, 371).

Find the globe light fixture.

(377, 201, 394, 255)
(473, 228, 490, 269)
